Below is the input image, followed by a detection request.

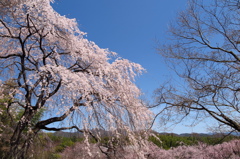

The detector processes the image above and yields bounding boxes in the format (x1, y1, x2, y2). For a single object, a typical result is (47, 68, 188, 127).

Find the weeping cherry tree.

(0, 0, 153, 158)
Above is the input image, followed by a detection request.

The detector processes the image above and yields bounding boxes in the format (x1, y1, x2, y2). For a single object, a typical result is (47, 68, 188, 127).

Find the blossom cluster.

(60, 139, 240, 159)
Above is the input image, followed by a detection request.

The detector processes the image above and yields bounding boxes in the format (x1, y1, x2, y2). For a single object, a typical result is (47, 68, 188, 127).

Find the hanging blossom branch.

(0, 0, 153, 158)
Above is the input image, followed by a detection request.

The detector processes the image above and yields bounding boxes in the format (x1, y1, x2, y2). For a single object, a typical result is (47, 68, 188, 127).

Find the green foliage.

(41, 133, 80, 153)
(4, 131, 239, 158)
(149, 134, 197, 149)
(25, 133, 60, 159)
(188, 134, 240, 145)
(46, 133, 63, 142)
(15, 107, 45, 130)
(56, 139, 75, 152)
(0, 80, 19, 157)
(0, 94, 15, 129)
(54, 145, 65, 153)
(100, 136, 110, 145)
(148, 136, 162, 148)
(149, 133, 240, 150)
(50, 153, 61, 159)
(0, 80, 46, 157)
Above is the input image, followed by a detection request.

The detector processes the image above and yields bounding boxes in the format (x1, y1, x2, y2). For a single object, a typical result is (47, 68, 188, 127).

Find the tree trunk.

(8, 109, 36, 159)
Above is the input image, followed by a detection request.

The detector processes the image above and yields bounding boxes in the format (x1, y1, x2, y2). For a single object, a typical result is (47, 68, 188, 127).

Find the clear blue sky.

(52, 0, 208, 134)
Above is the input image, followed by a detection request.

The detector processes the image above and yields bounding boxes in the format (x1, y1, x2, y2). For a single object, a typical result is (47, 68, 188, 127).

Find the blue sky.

(52, 0, 208, 134)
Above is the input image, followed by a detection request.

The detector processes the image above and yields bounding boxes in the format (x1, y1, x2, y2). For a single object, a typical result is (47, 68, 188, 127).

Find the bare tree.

(155, 0, 240, 132)
(0, 0, 152, 158)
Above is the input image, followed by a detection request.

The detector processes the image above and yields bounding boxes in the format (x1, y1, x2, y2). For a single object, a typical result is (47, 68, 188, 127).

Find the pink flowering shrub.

(60, 139, 240, 159)
(146, 139, 240, 159)
(60, 143, 106, 159)
(60, 142, 146, 159)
